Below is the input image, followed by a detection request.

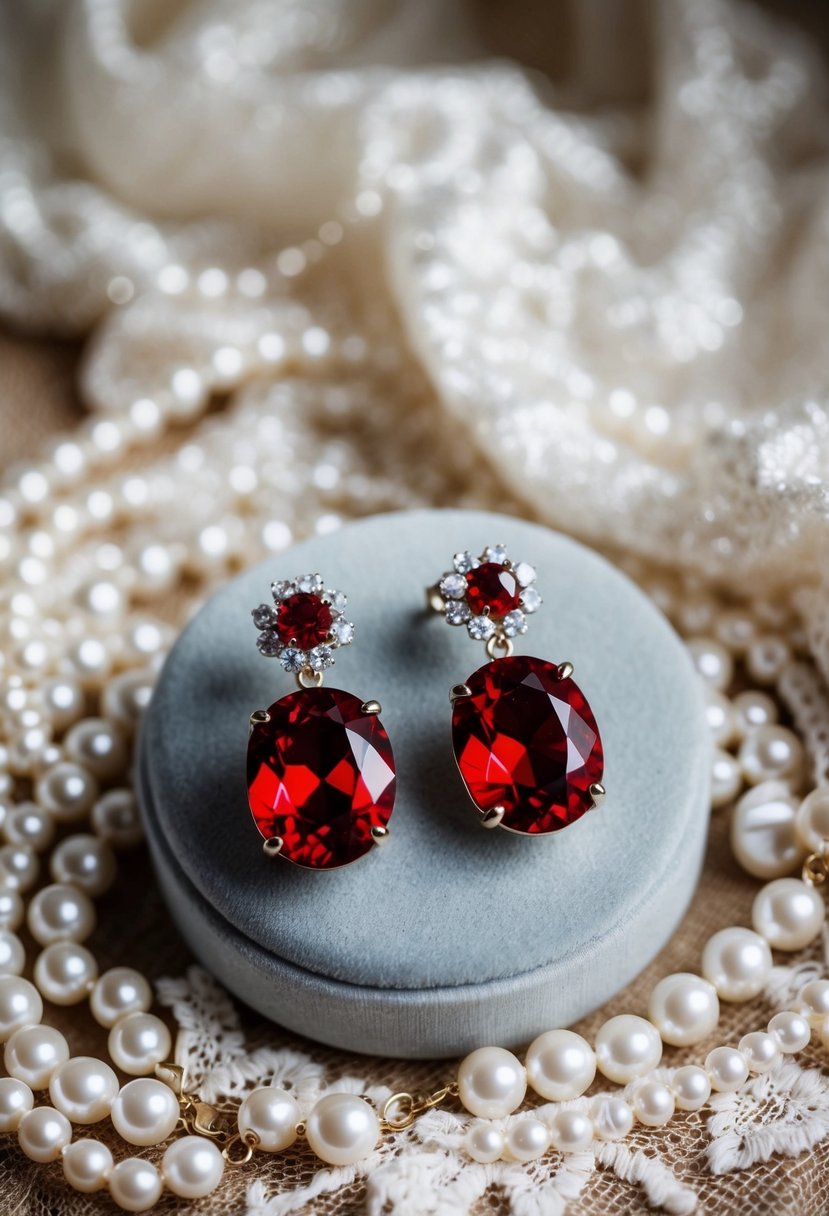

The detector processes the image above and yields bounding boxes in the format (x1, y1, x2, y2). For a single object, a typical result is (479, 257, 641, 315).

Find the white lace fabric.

(4, 0, 829, 1212)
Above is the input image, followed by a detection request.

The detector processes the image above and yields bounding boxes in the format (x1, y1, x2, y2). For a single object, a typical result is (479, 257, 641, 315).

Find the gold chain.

(156, 1064, 459, 1166)
(802, 837, 829, 887)
(380, 1082, 460, 1131)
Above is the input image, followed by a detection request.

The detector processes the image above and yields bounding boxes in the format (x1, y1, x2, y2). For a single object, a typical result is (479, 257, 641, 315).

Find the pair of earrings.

(246, 545, 605, 870)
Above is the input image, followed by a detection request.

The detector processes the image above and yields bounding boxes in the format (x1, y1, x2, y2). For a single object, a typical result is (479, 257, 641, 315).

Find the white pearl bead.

(505, 1116, 550, 1161)
(701, 927, 772, 1002)
(0, 1076, 33, 1131)
(28, 883, 95, 945)
(671, 1065, 711, 1111)
(237, 1085, 299, 1152)
(4, 802, 55, 852)
(687, 638, 733, 691)
(705, 1046, 749, 1092)
(41, 678, 85, 731)
(101, 672, 154, 736)
(648, 972, 719, 1047)
(739, 725, 804, 787)
(632, 1080, 675, 1127)
(90, 968, 152, 1027)
(715, 611, 756, 655)
(111, 1078, 180, 1146)
(548, 1108, 594, 1153)
(34, 942, 98, 1004)
(0, 843, 39, 891)
(796, 979, 829, 1026)
(108, 1013, 172, 1076)
(731, 782, 804, 879)
(768, 1010, 811, 1054)
(5, 1024, 69, 1088)
(0, 976, 42, 1040)
(795, 786, 829, 854)
(458, 1046, 527, 1118)
(0, 929, 25, 975)
(63, 1138, 113, 1193)
(64, 719, 128, 782)
(739, 1031, 780, 1074)
(525, 1029, 596, 1100)
(162, 1135, 225, 1199)
(703, 687, 737, 748)
(589, 1094, 633, 1140)
(746, 637, 791, 684)
(464, 1120, 505, 1162)
(35, 761, 99, 823)
(0, 889, 23, 931)
(305, 1093, 380, 1166)
(91, 789, 144, 849)
(50, 1056, 119, 1123)
(50, 834, 117, 897)
(109, 1158, 163, 1212)
(595, 1015, 662, 1084)
(711, 749, 742, 809)
(732, 689, 778, 738)
(752, 878, 826, 951)
(18, 1104, 72, 1163)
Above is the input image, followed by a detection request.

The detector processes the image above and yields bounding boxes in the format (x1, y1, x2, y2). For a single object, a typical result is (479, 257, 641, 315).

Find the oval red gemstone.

(451, 655, 604, 834)
(247, 687, 396, 869)
(465, 563, 520, 618)
(275, 592, 333, 649)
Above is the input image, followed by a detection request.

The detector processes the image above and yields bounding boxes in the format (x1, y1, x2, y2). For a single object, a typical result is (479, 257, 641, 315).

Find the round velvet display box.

(137, 509, 710, 1059)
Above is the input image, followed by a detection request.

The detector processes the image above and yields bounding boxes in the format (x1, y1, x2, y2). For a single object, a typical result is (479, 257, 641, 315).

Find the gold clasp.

(381, 1082, 458, 1131)
(803, 838, 829, 887)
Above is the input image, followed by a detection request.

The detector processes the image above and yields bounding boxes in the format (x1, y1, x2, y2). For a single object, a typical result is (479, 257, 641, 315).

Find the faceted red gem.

(247, 687, 396, 869)
(451, 655, 604, 834)
(275, 593, 333, 649)
(465, 563, 520, 618)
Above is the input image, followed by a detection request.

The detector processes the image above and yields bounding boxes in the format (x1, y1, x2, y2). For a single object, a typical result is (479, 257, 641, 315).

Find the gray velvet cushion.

(138, 510, 710, 1057)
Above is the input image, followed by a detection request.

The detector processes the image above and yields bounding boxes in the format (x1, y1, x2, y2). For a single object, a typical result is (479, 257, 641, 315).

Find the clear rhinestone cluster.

(251, 574, 354, 674)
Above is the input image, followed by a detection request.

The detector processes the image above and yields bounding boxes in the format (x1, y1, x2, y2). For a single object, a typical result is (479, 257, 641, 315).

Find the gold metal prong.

(361, 700, 382, 715)
(450, 684, 472, 703)
(481, 806, 505, 829)
(426, 584, 445, 614)
(557, 661, 574, 680)
(250, 710, 270, 735)
(263, 836, 283, 856)
(590, 782, 606, 807)
(371, 825, 390, 845)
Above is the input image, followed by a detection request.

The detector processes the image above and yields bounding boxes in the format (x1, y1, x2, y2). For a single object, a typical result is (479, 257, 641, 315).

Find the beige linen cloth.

(3, 0, 829, 1212)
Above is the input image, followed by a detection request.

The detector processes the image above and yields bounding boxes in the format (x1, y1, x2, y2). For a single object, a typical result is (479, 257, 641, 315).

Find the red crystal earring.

(427, 545, 605, 834)
(246, 574, 396, 869)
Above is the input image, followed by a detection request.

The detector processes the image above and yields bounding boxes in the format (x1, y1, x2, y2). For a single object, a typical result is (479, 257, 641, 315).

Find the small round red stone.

(451, 655, 604, 834)
(275, 592, 333, 649)
(465, 563, 520, 618)
(247, 687, 396, 869)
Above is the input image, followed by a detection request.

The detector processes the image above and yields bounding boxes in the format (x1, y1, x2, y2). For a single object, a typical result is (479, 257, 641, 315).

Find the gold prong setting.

(361, 700, 382, 716)
(480, 806, 505, 829)
(262, 836, 284, 857)
(449, 684, 472, 703)
(370, 825, 390, 846)
(590, 782, 606, 808)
